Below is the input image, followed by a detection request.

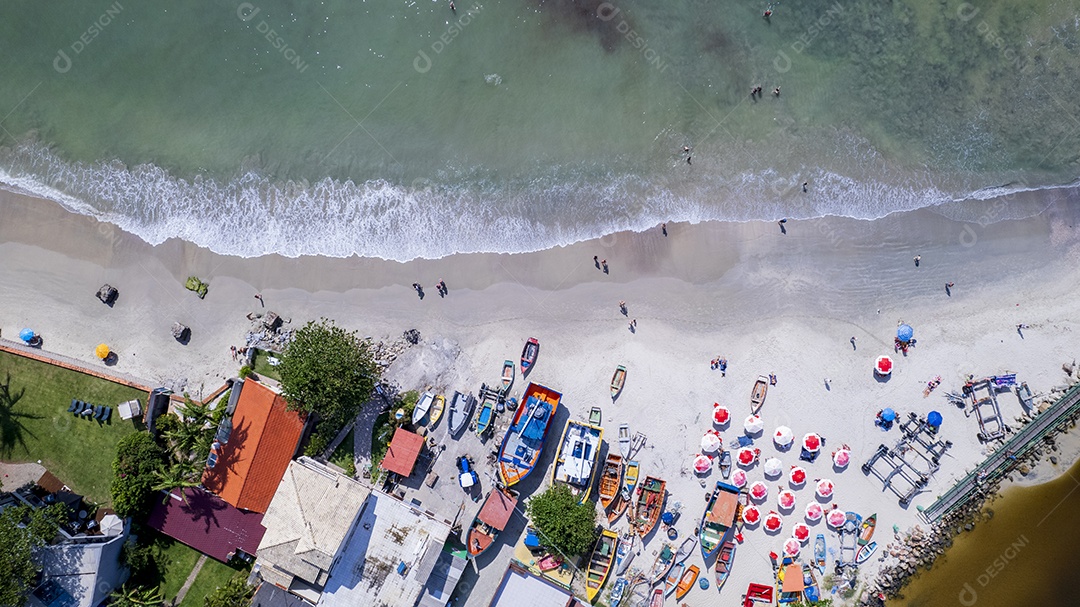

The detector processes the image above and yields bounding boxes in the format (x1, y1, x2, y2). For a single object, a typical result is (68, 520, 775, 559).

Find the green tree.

(152, 461, 202, 501)
(526, 484, 598, 557)
(111, 432, 166, 518)
(110, 585, 165, 607)
(0, 503, 66, 607)
(277, 319, 379, 427)
(204, 573, 255, 607)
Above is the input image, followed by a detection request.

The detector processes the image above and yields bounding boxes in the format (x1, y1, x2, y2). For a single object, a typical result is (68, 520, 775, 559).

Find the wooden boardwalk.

(920, 382, 1080, 523)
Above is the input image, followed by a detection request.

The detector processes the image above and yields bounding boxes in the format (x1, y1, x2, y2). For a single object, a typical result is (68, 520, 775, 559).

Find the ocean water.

(0, 0, 1077, 260)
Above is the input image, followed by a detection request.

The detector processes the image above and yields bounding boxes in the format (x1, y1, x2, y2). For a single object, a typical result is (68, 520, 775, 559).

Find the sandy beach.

(3, 186, 1080, 606)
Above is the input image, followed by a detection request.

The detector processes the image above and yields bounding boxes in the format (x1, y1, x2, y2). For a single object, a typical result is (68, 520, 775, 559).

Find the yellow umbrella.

(95, 344, 110, 359)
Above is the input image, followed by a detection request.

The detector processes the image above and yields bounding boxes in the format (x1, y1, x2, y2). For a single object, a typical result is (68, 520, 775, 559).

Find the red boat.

(742, 583, 773, 606)
(521, 338, 539, 375)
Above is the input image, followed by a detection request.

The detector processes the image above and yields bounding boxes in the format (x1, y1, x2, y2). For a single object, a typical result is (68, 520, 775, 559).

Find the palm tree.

(152, 461, 201, 503)
(110, 585, 164, 607)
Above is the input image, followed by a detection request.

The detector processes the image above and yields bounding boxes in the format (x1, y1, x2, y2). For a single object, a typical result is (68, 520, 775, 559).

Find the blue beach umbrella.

(19, 328, 35, 342)
(881, 408, 896, 422)
(897, 324, 914, 342)
(927, 411, 943, 427)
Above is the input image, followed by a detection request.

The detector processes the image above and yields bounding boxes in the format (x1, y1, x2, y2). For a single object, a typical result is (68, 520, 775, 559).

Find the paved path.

(352, 397, 387, 477)
(172, 554, 207, 606)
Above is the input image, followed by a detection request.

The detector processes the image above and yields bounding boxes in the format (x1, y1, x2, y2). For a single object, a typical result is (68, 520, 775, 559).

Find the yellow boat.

(429, 394, 446, 426)
(585, 529, 618, 602)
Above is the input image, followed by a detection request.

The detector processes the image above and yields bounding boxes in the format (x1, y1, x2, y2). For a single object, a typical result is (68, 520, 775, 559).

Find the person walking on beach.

(601, 259, 609, 273)
(619, 301, 627, 315)
(230, 345, 237, 360)
(661, 223, 667, 236)
(945, 281, 954, 295)
(254, 293, 264, 307)
(850, 336, 857, 350)
(778, 218, 787, 234)
(773, 86, 781, 96)
(769, 373, 777, 386)
(914, 255, 921, 267)
(802, 181, 808, 192)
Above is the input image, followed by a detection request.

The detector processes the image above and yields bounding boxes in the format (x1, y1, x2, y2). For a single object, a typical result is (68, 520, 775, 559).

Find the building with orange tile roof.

(202, 379, 307, 513)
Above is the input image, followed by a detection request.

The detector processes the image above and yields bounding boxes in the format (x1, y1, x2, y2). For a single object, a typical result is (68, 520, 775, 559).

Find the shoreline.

(4, 187, 1080, 606)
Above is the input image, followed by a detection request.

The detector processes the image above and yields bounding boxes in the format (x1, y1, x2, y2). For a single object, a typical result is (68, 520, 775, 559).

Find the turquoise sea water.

(0, 0, 1077, 259)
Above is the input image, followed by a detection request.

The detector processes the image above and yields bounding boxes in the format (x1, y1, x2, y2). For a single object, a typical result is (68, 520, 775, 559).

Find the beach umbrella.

(881, 408, 897, 422)
(744, 414, 764, 434)
(19, 328, 35, 342)
(816, 479, 835, 499)
(732, 469, 748, 488)
(777, 489, 796, 510)
(875, 355, 893, 376)
(793, 522, 810, 542)
(897, 324, 914, 342)
(927, 411, 943, 427)
(805, 502, 824, 521)
(701, 431, 723, 453)
(749, 482, 769, 501)
(783, 538, 800, 557)
(764, 458, 783, 477)
(773, 425, 794, 447)
(827, 509, 847, 528)
(742, 505, 761, 525)
(764, 511, 783, 533)
(95, 344, 110, 359)
(100, 514, 124, 537)
(803, 433, 822, 453)
(832, 447, 851, 468)
(713, 404, 730, 425)
(789, 466, 806, 486)
(738, 447, 759, 466)
(693, 454, 713, 474)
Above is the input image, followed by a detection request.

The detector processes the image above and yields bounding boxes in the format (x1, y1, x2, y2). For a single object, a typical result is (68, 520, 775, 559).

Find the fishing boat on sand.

(538, 554, 562, 571)
(700, 481, 741, 559)
(675, 565, 699, 600)
(719, 450, 732, 479)
(623, 460, 640, 498)
(633, 476, 666, 538)
(429, 394, 446, 426)
(466, 487, 517, 559)
(751, 375, 768, 414)
(550, 419, 604, 502)
(475, 391, 497, 437)
(412, 391, 434, 425)
(859, 513, 877, 546)
(743, 583, 773, 606)
(607, 490, 629, 524)
(611, 365, 627, 399)
(664, 562, 685, 597)
(814, 534, 826, 575)
(586, 529, 618, 602)
(599, 453, 624, 510)
(614, 532, 636, 575)
(610, 578, 629, 607)
(501, 360, 515, 394)
(855, 541, 878, 565)
(520, 337, 539, 375)
(649, 587, 664, 607)
(802, 564, 821, 602)
(674, 536, 697, 565)
(648, 543, 675, 585)
(777, 559, 804, 604)
(448, 391, 475, 436)
(714, 538, 736, 590)
(497, 383, 560, 487)
(608, 459, 637, 523)
(618, 424, 631, 458)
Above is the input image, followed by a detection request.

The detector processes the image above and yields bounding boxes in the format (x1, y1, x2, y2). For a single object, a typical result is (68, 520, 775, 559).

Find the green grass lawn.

(178, 557, 247, 607)
(369, 411, 392, 474)
(0, 351, 147, 504)
(152, 532, 203, 601)
(250, 349, 281, 381)
(329, 428, 356, 477)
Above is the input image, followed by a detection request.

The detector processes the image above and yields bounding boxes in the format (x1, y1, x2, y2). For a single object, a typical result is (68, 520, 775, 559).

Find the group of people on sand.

(711, 356, 728, 375)
(411, 279, 448, 299)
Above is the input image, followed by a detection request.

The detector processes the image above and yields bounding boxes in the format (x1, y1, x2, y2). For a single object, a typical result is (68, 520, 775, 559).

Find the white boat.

(618, 423, 631, 459)
(448, 391, 476, 436)
(550, 419, 604, 502)
(614, 532, 637, 575)
(412, 391, 435, 425)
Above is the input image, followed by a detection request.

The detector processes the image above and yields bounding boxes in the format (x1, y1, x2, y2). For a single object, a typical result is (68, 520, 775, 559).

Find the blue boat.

(497, 383, 560, 486)
(699, 481, 741, 559)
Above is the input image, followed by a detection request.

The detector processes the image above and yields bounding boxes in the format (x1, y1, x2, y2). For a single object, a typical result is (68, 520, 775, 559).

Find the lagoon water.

(0, 0, 1078, 260)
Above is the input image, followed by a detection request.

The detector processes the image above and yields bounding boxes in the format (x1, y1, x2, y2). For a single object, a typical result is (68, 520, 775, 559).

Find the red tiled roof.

(202, 380, 306, 513)
(380, 427, 424, 476)
(147, 487, 266, 562)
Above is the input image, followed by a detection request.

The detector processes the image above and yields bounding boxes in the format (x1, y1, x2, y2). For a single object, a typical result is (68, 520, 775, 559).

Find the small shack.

(381, 427, 424, 478)
(117, 399, 142, 421)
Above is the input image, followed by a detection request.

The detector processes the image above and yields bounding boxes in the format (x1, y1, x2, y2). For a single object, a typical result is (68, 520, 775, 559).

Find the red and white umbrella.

(793, 522, 810, 542)
(777, 489, 796, 510)
(816, 478, 835, 499)
(789, 466, 807, 486)
(773, 425, 794, 447)
(713, 404, 730, 425)
(744, 414, 764, 434)
(803, 433, 822, 453)
(742, 505, 761, 525)
(875, 355, 893, 376)
(749, 482, 769, 501)
(783, 538, 801, 557)
(804, 502, 824, 521)
(764, 511, 784, 532)
(832, 446, 851, 468)
(701, 430, 723, 453)
(732, 469, 748, 488)
(738, 447, 760, 466)
(764, 457, 783, 477)
(693, 454, 713, 474)
(827, 508, 847, 528)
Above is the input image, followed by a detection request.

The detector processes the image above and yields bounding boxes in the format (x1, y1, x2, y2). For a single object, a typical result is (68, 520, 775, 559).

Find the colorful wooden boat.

(590, 406, 602, 425)
(777, 559, 804, 604)
(648, 542, 675, 585)
(497, 383, 560, 486)
(611, 365, 627, 399)
(466, 487, 517, 559)
(674, 536, 697, 565)
(586, 529, 619, 602)
(599, 453, 624, 510)
(538, 554, 562, 571)
(520, 337, 539, 375)
(700, 481, 741, 559)
(607, 490, 629, 524)
(750, 375, 768, 414)
(675, 565, 699, 600)
(412, 391, 434, 425)
(428, 394, 446, 426)
(475, 391, 497, 437)
(614, 532, 636, 575)
(648, 587, 664, 607)
(623, 460, 640, 498)
(743, 583, 773, 605)
(719, 450, 732, 479)
(858, 513, 877, 546)
(814, 534, 826, 575)
(854, 541, 877, 565)
(802, 564, 821, 602)
(550, 419, 604, 502)
(610, 577, 629, 607)
(618, 423, 631, 459)
(501, 360, 515, 395)
(633, 476, 666, 538)
(447, 391, 475, 436)
(714, 538, 736, 590)
(664, 562, 685, 597)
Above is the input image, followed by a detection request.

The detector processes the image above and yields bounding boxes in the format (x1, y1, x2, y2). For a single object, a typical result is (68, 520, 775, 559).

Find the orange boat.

(598, 453, 624, 510)
(607, 490, 629, 524)
(633, 476, 666, 538)
(466, 487, 517, 559)
(675, 565, 700, 600)
(497, 383, 560, 487)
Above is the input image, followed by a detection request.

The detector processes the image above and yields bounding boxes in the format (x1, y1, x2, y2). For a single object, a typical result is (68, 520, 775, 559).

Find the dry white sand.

(3, 188, 1080, 605)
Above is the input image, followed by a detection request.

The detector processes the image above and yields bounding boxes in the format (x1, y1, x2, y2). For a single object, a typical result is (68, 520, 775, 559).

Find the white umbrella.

(100, 514, 124, 537)
(744, 414, 764, 434)
(701, 431, 723, 453)
(773, 425, 794, 447)
(763, 458, 783, 477)
(816, 478, 835, 499)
